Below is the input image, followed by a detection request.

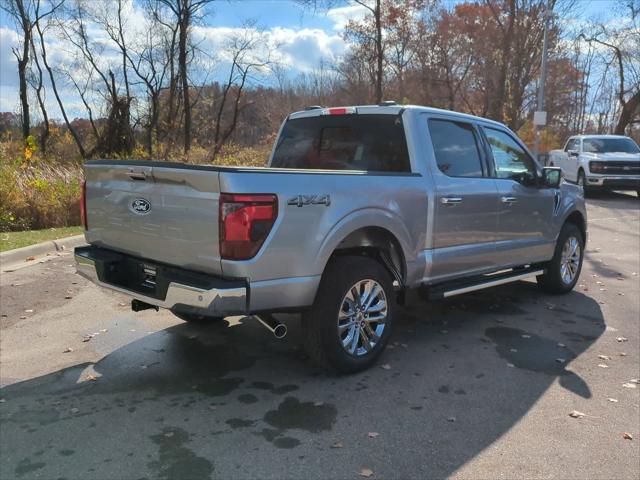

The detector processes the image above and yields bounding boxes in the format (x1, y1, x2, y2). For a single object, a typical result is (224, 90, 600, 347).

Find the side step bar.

(426, 267, 545, 300)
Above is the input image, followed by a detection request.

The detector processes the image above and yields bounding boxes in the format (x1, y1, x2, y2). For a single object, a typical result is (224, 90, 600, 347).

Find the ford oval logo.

(131, 198, 151, 215)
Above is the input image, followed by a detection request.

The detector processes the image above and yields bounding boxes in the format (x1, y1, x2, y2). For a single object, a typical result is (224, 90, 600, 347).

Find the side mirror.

(542, 167, 562, 188)
(568, 150, 579, 157)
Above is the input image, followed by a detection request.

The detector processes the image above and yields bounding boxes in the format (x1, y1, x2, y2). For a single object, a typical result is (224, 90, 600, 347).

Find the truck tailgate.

(84, 162, 223, 275)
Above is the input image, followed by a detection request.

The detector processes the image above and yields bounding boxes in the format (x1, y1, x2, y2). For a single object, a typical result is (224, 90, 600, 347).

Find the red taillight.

(80, 180, 87, 230)
(219, 193, 277, 260)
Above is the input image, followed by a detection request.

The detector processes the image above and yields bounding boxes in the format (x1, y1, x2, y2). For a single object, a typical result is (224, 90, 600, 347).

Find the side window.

(565, 139, 577, 152)
(483, 127, 536, 180)
(428, 119, 484, 178)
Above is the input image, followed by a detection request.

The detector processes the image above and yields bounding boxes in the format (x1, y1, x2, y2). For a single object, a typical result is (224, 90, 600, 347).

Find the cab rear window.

(271, 114, 411, 172)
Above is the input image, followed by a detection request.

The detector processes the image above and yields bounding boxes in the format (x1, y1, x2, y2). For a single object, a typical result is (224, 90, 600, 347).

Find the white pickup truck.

(548, 135, 640, 196)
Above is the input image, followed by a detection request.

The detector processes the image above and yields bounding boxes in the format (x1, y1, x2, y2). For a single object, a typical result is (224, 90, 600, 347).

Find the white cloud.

(326, 3, 369, 31)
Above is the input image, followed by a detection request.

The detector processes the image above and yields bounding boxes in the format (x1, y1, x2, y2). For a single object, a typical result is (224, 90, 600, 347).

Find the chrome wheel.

(337, 279, 388, 357)
(560, 236, 581, 284)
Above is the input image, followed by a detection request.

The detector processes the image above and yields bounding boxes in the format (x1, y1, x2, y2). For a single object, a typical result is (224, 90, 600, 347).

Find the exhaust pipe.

(255, 314, 287, 339)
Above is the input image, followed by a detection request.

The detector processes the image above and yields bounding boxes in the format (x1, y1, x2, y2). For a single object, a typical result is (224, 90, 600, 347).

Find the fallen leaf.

(622, 432, 633, 440)
(381, 364, 391, 370)
(447, 416, 456, 422)
(557, 343, 566, 347)
(556, 358, 566, 364)
(368, 432, 379, 438)
(622, 383, 636, 389)
(19, 316, 26, 320)
(63, 347, 73, 353)
(569, 410, 586, 418)
(507, 363, 515, 368)
(26, 256, 35, 261)
(331, 442, 343, 449)
(598, 355, 611, 361)
(24, 309, 33, 313)
(70, 407, 79, 414)
(82, 335, 93, 342)
(65, 295, 73, 299)
(617, 337, 628, 342)
(630, 379, 639, 384)
(313, 401, 324, 407)
(607, 398, 618, 403)
(521, 334, 531, 339)
(86, 374, 97, 381)
(164, 432, 174, 438)
(619, 352, 627, 357)
(597, 364, 609, 368)
(358, 468, 374, 478)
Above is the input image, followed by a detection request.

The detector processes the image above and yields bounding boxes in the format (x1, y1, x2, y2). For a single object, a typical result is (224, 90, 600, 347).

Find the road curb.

(1, 234, 86, 270)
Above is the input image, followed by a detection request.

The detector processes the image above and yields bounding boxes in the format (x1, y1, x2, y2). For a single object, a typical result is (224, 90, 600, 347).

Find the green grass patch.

(0, 226, 83, 252)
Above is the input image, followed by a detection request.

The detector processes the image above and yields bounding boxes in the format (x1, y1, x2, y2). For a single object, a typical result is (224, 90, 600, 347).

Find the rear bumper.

(586, 175, 640, 189)
(75, 246, 247, 315)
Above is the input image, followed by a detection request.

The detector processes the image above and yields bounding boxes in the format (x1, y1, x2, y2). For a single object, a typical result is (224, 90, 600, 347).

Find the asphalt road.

(1, 191, 639, 480)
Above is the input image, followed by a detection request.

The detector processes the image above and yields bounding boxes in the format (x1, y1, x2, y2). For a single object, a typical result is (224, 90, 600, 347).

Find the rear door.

(427, 118, 500, 281)
(481, 127, 557, 266)
(84, 162, 223, 275)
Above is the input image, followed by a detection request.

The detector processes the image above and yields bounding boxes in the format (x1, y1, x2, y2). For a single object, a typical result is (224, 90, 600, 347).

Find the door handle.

(501, 196, 518, 204)
(441, 197, 463, 205)
(127, 170, 147, 181)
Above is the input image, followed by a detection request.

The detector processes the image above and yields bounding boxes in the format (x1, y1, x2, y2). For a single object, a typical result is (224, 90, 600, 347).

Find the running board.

(426, 268, 545, 300)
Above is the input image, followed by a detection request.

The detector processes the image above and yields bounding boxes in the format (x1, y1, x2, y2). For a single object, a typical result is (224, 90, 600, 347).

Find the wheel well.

(330, 227, 406, 286)
(565, 211, 586, 240)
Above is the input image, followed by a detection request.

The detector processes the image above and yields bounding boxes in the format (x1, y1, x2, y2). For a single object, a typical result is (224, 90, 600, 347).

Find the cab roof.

(288, 104, 507, 129)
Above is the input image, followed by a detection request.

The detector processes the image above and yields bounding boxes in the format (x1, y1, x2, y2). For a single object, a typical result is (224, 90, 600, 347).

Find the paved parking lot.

(1, 191, 638, 480)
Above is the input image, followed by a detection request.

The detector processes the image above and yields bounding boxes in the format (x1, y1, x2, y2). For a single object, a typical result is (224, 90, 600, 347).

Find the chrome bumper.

(75, 251, 247, 315)
(586, 175, 640, 187)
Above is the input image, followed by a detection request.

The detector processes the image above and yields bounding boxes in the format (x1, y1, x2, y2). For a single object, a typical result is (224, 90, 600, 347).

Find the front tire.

(577, 170, 589, 196)
(302, 256, 395, 373)
(537, 223, 584, 294)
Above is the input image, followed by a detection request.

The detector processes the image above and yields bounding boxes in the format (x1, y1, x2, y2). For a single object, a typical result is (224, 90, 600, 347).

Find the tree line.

(1, 0, 639, 163)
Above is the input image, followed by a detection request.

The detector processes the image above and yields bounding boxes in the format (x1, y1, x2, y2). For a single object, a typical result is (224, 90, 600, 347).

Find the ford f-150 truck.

(75, 104, 587, 373)
(548, 135, 640, 196)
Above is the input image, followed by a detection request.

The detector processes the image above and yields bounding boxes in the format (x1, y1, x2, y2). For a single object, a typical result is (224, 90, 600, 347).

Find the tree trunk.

(614, 90, 640, 135)
(15, 0, 31, 140)
(179, 8, 191, 153)
(374, 0, 383, 104)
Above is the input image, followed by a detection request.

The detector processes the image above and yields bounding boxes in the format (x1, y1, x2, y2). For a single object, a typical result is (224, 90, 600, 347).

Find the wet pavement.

(1, 191, 639, 479)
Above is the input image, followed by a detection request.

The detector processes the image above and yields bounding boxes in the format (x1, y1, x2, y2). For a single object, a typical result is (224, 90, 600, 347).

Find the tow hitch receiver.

(131, 299, 159, 312)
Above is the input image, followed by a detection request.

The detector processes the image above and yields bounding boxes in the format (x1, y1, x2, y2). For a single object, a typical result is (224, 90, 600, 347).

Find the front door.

(482, 126, 557, 266)
(427, 118, 500, 282)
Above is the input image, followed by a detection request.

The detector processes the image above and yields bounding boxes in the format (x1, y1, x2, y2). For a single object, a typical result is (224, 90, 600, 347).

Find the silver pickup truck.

(75, 104, 587, 372)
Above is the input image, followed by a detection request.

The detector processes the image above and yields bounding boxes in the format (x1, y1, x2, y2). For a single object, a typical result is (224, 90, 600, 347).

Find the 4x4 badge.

(287, 194, 331, 208)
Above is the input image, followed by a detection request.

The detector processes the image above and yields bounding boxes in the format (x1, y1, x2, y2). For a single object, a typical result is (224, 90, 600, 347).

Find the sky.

(0, 0, 617, 118)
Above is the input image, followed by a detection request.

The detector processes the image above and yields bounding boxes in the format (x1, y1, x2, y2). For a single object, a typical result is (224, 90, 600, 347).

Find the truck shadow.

(0, 282, 604, 480)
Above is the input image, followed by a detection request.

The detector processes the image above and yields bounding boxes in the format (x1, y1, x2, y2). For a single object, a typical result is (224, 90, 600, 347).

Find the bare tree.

(210, 27, 276, 160)
(1, 0, 34, 140)
(157, 0, 215, 154)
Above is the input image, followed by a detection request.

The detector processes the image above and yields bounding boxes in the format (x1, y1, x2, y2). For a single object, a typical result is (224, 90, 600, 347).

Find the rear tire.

(302, 256, 395, 373)
(537, 223, 584, 294)
(172, 311, 225, 324)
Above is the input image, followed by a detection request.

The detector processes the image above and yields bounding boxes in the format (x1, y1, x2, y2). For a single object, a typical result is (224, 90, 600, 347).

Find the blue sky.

(0, 0, 616, 117)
